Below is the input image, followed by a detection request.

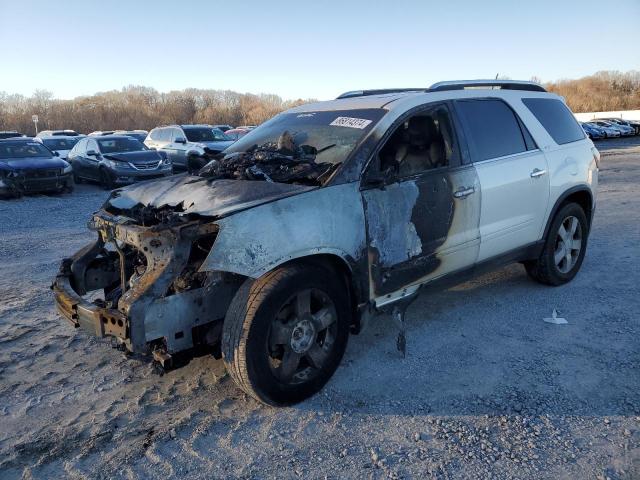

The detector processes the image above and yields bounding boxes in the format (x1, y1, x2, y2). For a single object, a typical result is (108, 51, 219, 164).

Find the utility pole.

(32, 115, 39, 135)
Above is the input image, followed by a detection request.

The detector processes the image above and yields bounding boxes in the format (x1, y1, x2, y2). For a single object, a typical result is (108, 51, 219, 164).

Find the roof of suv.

(286, 80, 553, 114)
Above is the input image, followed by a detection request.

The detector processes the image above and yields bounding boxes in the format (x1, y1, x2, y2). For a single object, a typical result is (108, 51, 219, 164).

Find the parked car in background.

(34, 135, 82, 160)
(53, 80, 599, 406)
(236, 125, 257, 130)
(602, 118, 640, 135)
(113, 130, 149, 142)
(0, 131, 26, 139)
(145, 125, 234, 172)
(0, 138, 73, 197)
(581, 122, 605, 140)
(593, 120, 634, 137)
(36, 129, 82, 137)
(589, 121, 621, 138)
(68, 135, 172, 189)
(212, 124, 234, 132)
(224, 128, 251, 141)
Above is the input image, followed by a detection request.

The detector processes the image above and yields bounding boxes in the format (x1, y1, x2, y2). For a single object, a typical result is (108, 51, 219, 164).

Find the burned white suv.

(53, 80, 599, 406)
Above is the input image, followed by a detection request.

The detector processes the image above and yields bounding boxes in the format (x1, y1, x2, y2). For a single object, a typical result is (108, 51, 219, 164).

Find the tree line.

(0, 87, 312, 135)
(543, 70, 640, 113)
(1, 70, 639, 135)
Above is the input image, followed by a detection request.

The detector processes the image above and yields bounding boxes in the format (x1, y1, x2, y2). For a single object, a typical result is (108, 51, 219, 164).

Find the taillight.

(591, 146, 600, 169)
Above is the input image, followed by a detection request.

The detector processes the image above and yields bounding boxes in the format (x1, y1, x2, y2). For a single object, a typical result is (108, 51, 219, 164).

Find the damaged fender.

(201, 182, 367, 281)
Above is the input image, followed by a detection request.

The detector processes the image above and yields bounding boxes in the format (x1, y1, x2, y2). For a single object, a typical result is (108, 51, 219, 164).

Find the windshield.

(0, 141, 53, 159)
(97, 137, 147, 153)
(199, 108, 385, 185)
(43, 138, 80, 150)
(184, 127, 232, 142)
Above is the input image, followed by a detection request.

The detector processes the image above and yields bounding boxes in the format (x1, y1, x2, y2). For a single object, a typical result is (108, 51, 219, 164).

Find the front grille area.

(131, 162, 160, 170)
(23, 169, 60, 178)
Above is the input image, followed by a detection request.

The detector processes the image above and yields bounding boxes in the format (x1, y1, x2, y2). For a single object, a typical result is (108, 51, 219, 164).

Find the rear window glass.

(455, 99, 527, 161)
(522, 98, 585, 145)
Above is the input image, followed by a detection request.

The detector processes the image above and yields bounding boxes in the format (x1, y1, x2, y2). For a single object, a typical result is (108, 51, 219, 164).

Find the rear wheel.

(222, 263, 350, 406)
(525, 202, 588, 286)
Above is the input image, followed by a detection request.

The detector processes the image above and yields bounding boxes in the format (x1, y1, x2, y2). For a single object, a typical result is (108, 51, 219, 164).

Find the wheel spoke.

(269, 321, 291, 349)
(279, 350, 301, 382)
(554, 245, 565, 265)
(568, 217, 579, 237)
(571, 238, 582, 252)
(306, 344, 329, 369)
(558, 224, 569, 243)
(295, 290, 311, 317)
(312, 307, 335, 331)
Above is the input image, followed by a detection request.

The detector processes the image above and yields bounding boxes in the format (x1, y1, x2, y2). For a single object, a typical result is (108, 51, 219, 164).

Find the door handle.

(453, 186, 475, 198)
(530, 168, 547, 178)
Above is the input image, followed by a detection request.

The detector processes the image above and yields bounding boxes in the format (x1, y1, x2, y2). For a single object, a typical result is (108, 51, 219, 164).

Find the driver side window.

(378, 105, 457, 178)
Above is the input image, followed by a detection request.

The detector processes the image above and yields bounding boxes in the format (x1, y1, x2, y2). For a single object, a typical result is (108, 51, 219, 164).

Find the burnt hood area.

(105, 174, 316, 225)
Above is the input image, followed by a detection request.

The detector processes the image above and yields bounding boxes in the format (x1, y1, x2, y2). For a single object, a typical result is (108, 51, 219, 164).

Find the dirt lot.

(1, 137, 639, 479)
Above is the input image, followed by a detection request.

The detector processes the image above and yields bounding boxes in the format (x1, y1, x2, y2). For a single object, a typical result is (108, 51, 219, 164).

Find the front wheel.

(525, 202, 589, 286)
(99, 168, 114, 190)
(222, 264, 350, 406)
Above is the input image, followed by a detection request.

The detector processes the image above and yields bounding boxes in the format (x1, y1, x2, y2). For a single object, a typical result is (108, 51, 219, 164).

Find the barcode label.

(329, 117, 373, 129)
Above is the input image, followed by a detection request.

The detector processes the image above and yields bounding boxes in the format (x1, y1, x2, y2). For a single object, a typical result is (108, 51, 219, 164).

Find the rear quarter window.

(522, 98, 585, 145)
(455, 99, 528, 161)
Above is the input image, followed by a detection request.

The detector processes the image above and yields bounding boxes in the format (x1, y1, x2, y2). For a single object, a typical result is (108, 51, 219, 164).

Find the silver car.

(145, 125, 234, 172)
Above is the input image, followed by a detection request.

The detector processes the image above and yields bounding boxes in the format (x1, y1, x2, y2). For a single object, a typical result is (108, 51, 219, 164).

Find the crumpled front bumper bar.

(53, 257, 128, 340)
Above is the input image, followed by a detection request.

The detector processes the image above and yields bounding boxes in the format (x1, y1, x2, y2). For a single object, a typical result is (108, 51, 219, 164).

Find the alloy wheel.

(267, 288, 338, 385)
(554, 215, 583, 274)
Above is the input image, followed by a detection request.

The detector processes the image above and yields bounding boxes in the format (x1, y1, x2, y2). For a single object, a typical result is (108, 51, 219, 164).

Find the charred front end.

(52, 209, 240, 364)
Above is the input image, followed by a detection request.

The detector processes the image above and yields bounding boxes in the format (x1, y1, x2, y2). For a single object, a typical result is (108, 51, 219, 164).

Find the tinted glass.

(522, 98, 585, 145)
(456, 99, 527, 161)
(0, 141, 53, 159)
(183, 127, 232, 142)
(97, 137, 146, 153)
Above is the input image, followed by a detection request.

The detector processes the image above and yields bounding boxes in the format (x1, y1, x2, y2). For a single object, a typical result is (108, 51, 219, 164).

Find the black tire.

(187, 155, 205, 174)
(222, 263, 350, 406)
(99, 168, 114, 190)
(525, 202, 589, 286)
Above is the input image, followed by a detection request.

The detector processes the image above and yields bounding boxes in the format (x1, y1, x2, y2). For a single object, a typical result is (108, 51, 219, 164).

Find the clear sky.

(1, 0, 639, 100)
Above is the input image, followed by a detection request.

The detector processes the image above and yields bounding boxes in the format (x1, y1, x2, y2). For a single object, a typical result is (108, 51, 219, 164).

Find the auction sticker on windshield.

(329, 117, 373, 129)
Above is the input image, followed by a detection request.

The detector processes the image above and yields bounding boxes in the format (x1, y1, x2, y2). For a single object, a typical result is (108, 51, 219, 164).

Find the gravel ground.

(0, 137, 639, 479)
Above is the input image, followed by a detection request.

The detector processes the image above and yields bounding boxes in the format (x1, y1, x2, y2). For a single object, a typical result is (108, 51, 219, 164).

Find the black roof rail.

(335, 80, 547, 100)
(429, 80, 546, 92)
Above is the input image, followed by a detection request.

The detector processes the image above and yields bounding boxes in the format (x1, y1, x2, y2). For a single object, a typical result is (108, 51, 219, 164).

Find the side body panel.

(201, 182, 368, 283)
(473, 150, 550, 261)
(362, 165, 480, 299)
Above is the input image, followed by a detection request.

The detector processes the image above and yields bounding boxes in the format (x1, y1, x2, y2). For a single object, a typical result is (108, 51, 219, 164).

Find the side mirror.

(175, 137, 187, 144)
(53, 151, 59, 156)
(86, 149, 99, 156)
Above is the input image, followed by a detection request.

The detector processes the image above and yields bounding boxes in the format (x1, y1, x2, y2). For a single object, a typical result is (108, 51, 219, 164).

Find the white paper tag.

(330, 117, 372, 129)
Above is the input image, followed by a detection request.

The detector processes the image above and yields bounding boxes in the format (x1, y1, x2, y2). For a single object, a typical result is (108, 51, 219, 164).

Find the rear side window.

(455, 99, 528, 161)
(522, 98, 585, 145)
